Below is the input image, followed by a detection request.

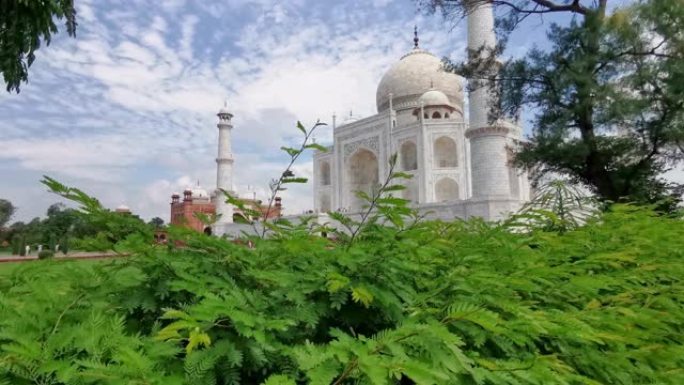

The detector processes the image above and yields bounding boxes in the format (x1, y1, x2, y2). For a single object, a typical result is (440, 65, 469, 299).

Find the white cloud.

(0, 135, 145, 182)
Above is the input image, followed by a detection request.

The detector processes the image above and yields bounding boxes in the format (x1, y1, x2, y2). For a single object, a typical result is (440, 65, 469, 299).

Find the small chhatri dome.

(189, 181, 209, 200)
(419, 89, 452, 107)
(115, 204, 131, 213)
(376, 29, 464, 113)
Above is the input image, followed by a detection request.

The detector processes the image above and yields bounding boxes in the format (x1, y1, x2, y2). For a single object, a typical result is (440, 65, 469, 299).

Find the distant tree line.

(0, 195, 165, 255)
(0, 202, 93, 254)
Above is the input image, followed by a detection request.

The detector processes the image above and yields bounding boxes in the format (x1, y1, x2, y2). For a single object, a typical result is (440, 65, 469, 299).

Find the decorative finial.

(413, 25, 419, 49)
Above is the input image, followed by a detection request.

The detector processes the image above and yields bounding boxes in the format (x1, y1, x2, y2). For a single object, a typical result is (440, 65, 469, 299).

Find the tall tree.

(43, 202, 80, 238)
(148, 217, 165, 228)
(0, 199, 15, 228)
(426, 0, 684, 208)
(0, 0, 77, 92)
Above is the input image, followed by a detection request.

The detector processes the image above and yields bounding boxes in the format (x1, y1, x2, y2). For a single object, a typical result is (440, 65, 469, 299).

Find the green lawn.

(0, 256, 112, 276)
(0, 262, 19, 275)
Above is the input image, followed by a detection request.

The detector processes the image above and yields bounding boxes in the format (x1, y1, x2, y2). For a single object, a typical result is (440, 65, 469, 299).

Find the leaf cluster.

(0, 0, 77, 92)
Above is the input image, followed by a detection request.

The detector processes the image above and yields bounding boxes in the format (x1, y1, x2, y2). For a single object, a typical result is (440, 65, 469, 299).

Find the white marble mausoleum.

(312, 8, 530, 222)
(212, 2, 531, 236)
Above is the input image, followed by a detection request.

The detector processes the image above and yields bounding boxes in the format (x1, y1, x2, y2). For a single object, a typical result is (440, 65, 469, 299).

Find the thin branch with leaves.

(221, 120, 328, 239)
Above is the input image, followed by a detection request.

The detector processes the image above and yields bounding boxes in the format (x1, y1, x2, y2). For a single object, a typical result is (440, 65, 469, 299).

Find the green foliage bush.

(37, 250, 54, 259)
(10, 235, 20, 255)
(48, 233, 57, 252)
(0, 199, 682, 384)
(60, 235, 69, 255)
(18, 236, 26, 256)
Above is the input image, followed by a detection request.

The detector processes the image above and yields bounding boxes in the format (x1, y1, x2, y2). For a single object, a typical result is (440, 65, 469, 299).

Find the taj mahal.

(203, 2, 531, 236)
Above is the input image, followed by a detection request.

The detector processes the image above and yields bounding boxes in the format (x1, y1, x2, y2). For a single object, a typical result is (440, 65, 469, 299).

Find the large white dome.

(376, 48, 464, 112)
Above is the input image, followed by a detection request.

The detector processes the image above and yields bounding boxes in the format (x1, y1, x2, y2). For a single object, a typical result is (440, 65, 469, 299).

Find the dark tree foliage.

(425, 0, 684, 208)
(0, 199, 15, 227)
(39, 177, 153, 251)
(0, 200, 95, 246)
(0, 0, 77, 92)
(0, 185, 161, 251)
(148, 217, 165, 229)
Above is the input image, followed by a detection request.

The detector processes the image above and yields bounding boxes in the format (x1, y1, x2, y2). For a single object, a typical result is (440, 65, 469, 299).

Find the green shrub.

(37, 250, 54, 259)
(61, 235, 69, 254)
(48, 233, 57, 252)
(18, 235, 26, 256)
(0, 201, 682, 385)
(10, 235, 20, 255)
(71, 232, 114, 252)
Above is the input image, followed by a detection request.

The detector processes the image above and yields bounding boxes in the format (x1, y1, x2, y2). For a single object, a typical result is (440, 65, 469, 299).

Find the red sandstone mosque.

(169, 183, 282, 233)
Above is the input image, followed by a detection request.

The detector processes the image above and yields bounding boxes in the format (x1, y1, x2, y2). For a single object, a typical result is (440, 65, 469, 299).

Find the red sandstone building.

(170, 185, 283, 233)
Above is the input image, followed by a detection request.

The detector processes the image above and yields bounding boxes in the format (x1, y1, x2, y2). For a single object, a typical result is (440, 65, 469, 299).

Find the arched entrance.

(435, 178, 459, 202)
(320, 161, 331, 185)
(346, 148, 379, 211)
(400, 141, 417, 171)
(434, 136, 458, 168)
(319, 193, 331, 213)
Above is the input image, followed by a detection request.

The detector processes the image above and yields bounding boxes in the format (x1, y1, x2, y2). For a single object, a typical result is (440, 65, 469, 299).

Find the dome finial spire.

(413, 25, 419, 49)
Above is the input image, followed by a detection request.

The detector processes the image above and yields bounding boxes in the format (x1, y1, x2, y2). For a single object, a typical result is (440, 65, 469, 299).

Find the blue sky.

(1, 0, 654, 223)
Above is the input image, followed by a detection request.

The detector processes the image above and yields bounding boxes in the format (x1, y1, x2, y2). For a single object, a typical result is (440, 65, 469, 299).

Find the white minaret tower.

(215, 102, 235, 230)
(465, 0, 518, 199)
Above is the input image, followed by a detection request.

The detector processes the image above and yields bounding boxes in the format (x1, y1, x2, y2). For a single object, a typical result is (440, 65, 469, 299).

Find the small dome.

(376, 48, 464, 112)
(115, 204, 131, 213)
(419, 89, 452, 107)
(189, 185, 209, 200)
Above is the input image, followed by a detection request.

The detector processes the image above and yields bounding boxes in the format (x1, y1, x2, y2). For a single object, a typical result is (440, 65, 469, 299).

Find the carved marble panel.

(344, 136, 379, 158)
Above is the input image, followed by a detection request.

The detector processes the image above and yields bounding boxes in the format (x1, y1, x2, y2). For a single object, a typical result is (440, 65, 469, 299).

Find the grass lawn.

(0, 256, 114, 277)
(0, 262, 20, 275)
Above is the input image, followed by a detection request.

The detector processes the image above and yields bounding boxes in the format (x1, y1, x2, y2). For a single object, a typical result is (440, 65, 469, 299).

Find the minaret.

(466, 0, 497, 130)
(465, 1, 516, 199)
(215, 102, 234, 227)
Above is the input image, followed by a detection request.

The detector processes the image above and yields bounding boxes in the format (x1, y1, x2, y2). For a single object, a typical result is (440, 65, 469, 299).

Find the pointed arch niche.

(434, 136, 458, 168)
(435, 178, 459, 202)
(346, 148, 379, 211)
(400, 140, 418, 171)
(320, 160, 331, 186)
(319, 193, 331, 213)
